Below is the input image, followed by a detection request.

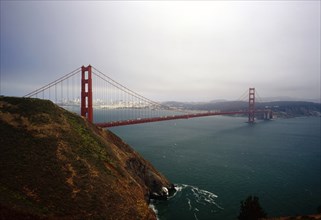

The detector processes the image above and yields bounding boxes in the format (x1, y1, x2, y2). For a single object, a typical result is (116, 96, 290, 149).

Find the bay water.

(108, 115, 320, 220)
(68, 106, 321, 219)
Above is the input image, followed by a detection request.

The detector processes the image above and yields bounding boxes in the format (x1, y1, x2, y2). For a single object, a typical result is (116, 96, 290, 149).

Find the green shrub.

(238, 195, 267, 220)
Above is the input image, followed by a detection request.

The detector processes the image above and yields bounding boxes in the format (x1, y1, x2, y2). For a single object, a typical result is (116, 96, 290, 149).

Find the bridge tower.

(81, 65, 93, 123)
(248, 88, 255, 123)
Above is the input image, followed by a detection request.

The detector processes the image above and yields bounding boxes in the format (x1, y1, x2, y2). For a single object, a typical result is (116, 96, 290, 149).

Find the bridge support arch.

(81, 65, 93, 123)
(248, 88, 255, 123)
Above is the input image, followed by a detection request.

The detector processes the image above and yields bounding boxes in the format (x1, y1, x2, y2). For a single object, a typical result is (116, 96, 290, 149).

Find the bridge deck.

(95, 110, 262, 128)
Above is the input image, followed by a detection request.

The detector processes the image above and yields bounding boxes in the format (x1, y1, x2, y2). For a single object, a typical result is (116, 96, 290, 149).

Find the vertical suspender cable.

(67, 78, 69, 103)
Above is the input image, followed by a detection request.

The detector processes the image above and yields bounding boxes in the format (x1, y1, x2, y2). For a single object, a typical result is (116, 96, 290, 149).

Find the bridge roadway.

(95, 110, 269, 128)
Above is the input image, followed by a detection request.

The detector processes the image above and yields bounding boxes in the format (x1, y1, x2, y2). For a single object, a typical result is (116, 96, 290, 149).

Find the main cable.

(24, 67, 81, 97)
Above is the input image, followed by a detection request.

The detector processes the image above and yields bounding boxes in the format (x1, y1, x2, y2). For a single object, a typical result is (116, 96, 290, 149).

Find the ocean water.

(101, 112, 321, 219)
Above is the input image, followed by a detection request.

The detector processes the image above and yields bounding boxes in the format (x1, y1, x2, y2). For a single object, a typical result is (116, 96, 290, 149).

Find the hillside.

(0, 96, 174, 219)
(163, 101, 321, 117)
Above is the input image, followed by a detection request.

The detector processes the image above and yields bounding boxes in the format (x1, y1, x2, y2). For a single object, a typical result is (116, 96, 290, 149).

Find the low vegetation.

(238, 195, 267, 220)
(238, 195, 321, 220)
(0, 96, 173, 219)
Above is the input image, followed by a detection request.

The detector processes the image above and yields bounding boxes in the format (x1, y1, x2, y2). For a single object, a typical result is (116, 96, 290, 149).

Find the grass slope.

(0, 96, 172, 219)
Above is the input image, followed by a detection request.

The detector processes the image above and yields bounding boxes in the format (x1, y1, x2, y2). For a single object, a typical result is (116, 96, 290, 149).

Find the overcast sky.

(1, 1, 320, 102)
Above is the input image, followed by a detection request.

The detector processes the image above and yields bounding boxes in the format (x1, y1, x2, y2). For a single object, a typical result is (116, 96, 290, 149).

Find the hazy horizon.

(1, 1, 320, 102)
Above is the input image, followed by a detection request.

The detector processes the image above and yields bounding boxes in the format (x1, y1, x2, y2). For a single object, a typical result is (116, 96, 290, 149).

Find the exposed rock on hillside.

(0, 96, 174, 219)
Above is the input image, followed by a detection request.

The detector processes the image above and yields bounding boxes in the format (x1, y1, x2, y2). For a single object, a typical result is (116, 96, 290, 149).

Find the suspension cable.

(92, 67, 190, 114)
(24, 67, 81, 97)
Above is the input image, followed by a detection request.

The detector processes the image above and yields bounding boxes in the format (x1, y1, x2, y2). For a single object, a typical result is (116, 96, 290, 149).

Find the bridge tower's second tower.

(248, 88, 255, 123)
(81, 65, 93, 123)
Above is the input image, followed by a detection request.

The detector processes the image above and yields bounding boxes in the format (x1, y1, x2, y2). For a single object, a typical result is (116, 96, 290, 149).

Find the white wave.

(213, 201, 224, 210)
(190, 185, 219, 206)
(168, 183, 224, 213)
(194, 212, 199, 220)
(187, 198, 192, 210)
(180, 184, 224, 211)
(149, 203, 159, 220)
(167, 185, 183, 199)
(167, 184, 189, 199)
(175, 185, 184, 192)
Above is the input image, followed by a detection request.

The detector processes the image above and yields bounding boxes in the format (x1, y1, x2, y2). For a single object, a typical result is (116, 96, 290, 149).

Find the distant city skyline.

(1, 1, 320, 102)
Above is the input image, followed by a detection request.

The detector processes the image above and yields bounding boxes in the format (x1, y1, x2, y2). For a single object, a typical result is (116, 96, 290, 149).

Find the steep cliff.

(0, 96, 174, 219)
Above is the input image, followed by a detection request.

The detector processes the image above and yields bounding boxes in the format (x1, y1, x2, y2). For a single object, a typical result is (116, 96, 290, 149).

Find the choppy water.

(68, 107, 321, 220)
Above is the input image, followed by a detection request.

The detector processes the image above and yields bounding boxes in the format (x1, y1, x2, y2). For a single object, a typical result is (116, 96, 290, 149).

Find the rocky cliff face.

(0, 96, 174, 219)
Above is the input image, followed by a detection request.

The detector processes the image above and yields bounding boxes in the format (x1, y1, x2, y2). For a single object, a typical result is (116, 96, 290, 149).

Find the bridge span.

(24, 65, 272, 127)
(96, 110, 271, 128)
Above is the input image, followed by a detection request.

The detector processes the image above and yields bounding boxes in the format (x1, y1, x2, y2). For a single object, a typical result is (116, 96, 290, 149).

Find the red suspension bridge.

(24, 65, 272, 127)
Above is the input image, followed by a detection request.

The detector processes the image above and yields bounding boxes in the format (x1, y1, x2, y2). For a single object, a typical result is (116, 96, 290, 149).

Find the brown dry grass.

(1, 96, 173, 219)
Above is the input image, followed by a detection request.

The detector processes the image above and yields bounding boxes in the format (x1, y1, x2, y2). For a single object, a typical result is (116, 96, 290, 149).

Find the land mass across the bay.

(162, 100, 321, 118)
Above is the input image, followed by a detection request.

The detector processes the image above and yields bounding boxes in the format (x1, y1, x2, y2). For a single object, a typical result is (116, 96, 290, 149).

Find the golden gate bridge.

(24, 65, 272, 127)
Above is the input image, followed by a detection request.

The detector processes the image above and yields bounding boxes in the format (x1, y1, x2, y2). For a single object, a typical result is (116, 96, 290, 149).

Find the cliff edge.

(0, 96, 174, 219)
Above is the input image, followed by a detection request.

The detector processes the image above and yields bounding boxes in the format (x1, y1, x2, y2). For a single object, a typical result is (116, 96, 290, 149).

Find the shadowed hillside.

(0, 96, 174, 219)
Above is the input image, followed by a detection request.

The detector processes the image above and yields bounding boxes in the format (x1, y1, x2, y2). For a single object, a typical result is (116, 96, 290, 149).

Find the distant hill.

(0, 96, 174, 220)
(163, 101, 321, 117)
(258, 97, 320, 103)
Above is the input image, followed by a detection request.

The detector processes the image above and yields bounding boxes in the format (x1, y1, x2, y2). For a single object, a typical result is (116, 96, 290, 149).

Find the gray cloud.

(1, 1, 320, 101)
